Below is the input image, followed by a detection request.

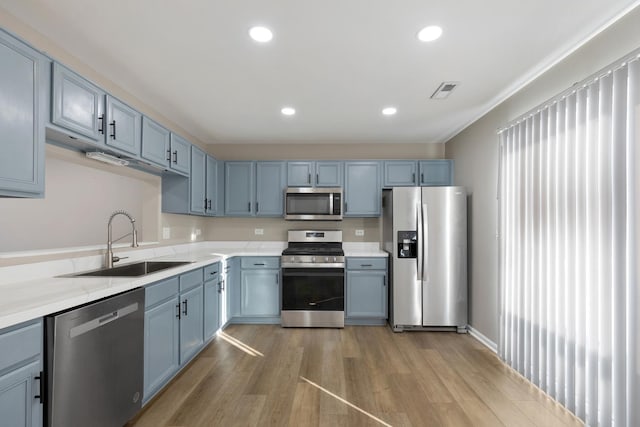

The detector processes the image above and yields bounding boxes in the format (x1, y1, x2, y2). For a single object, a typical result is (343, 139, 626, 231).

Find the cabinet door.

(205, 156, 218, 216)
(105, 95, 141, 155)
(344, 162, 381, 217)
(256, 162, 285, 216)
(346, 270, 387, 318)
(169, 133, 191, 175)
(143, 297, 180, 401)
(190, 146, 206, 214)
(419, 160, 453, 186)
(384, 161, 417, 187)
(240, 270, 280, 316)
(287, 162, 313, 187)
(0, 32, 46, 197)
(51, 62, 105, 142)
(141, 116, 170, 168)
(204, 280, 220, 339)
(0, 360, 42, 427)
(179, 285, 204, 364)
(225, 162, 254, 216)
(316, 161, 342, 187)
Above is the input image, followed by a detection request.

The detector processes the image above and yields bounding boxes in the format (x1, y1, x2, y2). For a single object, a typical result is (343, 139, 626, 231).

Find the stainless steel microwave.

(284, 187, 343, 220)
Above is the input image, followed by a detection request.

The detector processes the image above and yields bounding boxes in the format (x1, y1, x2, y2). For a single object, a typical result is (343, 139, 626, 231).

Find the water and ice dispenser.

(397, 231, 417, 258)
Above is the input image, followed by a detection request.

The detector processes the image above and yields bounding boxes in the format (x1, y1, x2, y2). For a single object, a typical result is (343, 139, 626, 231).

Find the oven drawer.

(346, 257, 387, 270)
(241, 257, 280, 269)
(281, 267, 344, 311)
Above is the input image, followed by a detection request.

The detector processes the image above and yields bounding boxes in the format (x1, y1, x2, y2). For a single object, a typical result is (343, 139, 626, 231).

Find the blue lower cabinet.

(179, 285, 204, 364)
(0, 319, 43, 427)
(143, 296, 180, 401)
(345, 257, 388, 324)
(240, 270, 280, 316)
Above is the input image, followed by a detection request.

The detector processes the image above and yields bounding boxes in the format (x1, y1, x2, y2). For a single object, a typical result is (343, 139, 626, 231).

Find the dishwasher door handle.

(69, 302, 139, 338)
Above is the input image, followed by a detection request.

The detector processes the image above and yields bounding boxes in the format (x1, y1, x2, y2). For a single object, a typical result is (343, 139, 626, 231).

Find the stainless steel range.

(281, 230, 345, 328)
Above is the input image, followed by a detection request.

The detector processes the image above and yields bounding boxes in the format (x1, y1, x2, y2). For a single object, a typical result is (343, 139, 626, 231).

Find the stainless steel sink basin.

(64, 261, 193, 278)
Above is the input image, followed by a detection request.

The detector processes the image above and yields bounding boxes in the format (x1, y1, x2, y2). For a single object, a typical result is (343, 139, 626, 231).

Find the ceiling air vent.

(430, 81, 459, 99)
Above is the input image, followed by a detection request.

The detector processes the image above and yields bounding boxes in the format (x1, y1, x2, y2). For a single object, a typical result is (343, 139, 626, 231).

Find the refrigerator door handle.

(416, 202, 423, 281)
(422, 202, 429, 283)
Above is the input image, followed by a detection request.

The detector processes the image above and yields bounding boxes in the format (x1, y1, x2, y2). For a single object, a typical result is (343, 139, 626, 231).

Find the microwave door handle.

(329, 192, 333, 214)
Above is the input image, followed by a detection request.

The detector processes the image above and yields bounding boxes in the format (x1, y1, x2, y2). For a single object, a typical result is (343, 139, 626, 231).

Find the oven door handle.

(281, 269, 345, 277)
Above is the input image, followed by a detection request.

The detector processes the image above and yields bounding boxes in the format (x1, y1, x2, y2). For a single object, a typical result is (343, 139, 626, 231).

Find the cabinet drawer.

(180, 268, 203, 292)
(145, 277, 179, 308)
(204, 263, 220, 282)
(240, 257, 280, 270)
(346, 257, 387, 270)
(0, 319, 41, 373)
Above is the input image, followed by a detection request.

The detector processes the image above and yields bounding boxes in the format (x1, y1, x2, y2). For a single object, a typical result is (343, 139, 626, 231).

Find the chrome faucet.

(106, 210, 139, 268)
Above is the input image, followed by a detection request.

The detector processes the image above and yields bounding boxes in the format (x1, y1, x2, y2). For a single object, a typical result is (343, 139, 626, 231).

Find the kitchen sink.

(63, 261, 193, 278)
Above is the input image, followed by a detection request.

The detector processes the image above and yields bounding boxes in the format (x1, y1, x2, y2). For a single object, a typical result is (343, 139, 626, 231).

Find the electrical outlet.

(162, 227, 171, 239)
(254, 228, 264, 235)
(195, 228, 202, 236)
(355, 229, 365, 236)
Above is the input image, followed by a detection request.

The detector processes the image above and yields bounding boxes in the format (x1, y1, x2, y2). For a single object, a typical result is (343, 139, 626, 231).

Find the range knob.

(333, 256, 337, 262)
(312, 256, 316, 262)
(325, 256, 329, 262)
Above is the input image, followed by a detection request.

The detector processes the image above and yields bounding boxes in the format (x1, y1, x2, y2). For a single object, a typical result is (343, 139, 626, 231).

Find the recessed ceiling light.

(417, 25, 442, 42)
(281, 107, 296, 116)
(249, 26, 273, 43)
(382, 107, 397, 116)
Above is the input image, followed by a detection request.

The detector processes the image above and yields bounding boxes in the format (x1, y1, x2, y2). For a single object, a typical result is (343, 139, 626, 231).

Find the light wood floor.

(129, 325, 583, 427)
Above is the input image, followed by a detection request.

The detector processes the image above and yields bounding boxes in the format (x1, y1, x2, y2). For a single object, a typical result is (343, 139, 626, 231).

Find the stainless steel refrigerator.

(382, 187, 467, 332)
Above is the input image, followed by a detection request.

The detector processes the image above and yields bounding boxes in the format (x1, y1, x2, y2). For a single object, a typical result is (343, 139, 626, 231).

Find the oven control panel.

(281, 255, 345, 268)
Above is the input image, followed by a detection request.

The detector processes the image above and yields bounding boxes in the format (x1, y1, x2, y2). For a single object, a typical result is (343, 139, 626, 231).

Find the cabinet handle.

(316, 173, 319, 184)
(204, 198, 208, 211)
(256, 202, 259, 213)
(210, 271, 218, 275)
(34, 371, 44, 404)
(109, 120, 116, 139)
(208, 199, 212, 210)
(172, 150, 178, 164)
(221, 279, 225, 291)
(98, 114, 105, 134)
(421, 173, 424, 183)
(248, 202, 251, 212)
(166, 149, 171, 161)
(254, 263, 265, 266)
(276, 275, 278, 284)
(176, 303, 181, 319)
(412, 172, 415, 182)
(182, 299, 188, 316)
(308, 173, 311, 184)
(344, 202, 347, 212)
(361, 264, 373, 267)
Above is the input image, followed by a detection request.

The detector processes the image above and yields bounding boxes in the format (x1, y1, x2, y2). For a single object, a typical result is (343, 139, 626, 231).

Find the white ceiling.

(2, 0, 639, 144)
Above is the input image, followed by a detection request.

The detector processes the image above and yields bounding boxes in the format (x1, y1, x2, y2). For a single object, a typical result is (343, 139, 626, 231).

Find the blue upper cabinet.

(383, 161, 418, 187)
(205, 156, 218, 216)
(256, 162, 286, 216)
(169, 133, 191, 175)
(344, 161, 381, 217)
(190, 146, 206, 214)
(315, 161, 342, 187)
(51, 62, 105, 142)
(225, 161, 285, 217)
(225, 162, 255, 216)
(287, 161, 313, 187)
(419, 160, 453, 186)
(105, 95, 141, 156)
(141, 116, 170, 168)
(0, 31, 47, 198)
(287, 161, 342, 187)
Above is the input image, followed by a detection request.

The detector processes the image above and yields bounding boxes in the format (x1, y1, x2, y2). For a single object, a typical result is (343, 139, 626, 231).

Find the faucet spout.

(106, 210, 139, 268)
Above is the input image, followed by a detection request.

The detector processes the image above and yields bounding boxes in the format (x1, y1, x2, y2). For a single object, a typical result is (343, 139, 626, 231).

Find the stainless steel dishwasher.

(45, 287, 145, 427)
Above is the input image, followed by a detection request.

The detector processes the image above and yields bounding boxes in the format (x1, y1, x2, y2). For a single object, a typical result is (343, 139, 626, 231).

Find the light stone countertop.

(0, 241, 387, 329)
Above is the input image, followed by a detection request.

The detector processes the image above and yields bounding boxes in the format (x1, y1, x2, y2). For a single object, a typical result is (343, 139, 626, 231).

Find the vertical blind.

(498, 51, 639, 426)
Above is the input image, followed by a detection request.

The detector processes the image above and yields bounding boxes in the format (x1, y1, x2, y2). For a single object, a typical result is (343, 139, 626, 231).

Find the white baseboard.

(468, 326, 498, 353)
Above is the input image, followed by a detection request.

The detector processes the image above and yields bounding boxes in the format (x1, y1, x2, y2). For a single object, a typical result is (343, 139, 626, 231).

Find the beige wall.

(446, 6, 640, 344)
(210, 142, 444, 160)
(0, 144, 160, 252)
(206, 217, 380, 242)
